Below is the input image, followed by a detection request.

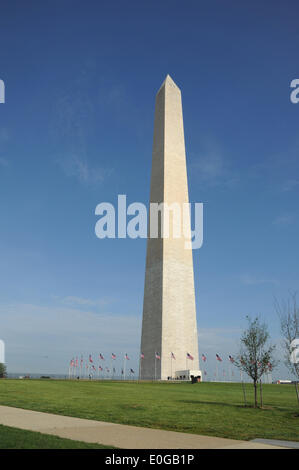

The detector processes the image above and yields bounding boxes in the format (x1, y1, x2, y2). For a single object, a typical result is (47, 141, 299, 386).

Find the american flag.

(99, 353, 104, 360)
(155, 352, 161, 360)
(171, 352, 176, 359)
(216, 353, 222, 362)
(267, 362, 272, 371)
(125, 353, 130, 360)
(92, 365, 96, 371)
(202, 354, 207, 362)
(187, 352, 194, 360)
(75, 357, 78, 367)
(111, 353, 116, 359)
(140, 352, 144, 359)
(99, 366, 103, 371)
(229, 355, 234, 363)
(80, 356, 83, 366)
(89, 354, 93, 363)
(70, 359, 74, 367)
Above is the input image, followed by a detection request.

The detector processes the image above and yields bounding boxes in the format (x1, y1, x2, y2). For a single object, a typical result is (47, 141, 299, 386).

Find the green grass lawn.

(0, 379, 298, 442)
(0, 424, 114, 449)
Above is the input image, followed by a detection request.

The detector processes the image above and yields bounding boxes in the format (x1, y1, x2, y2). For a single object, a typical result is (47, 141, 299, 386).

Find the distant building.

(174, 369, 202, 382)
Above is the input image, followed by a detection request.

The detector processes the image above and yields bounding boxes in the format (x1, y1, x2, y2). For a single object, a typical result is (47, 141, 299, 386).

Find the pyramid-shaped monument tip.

(165, 74, 174, 83)
(157, 74, 180, 94)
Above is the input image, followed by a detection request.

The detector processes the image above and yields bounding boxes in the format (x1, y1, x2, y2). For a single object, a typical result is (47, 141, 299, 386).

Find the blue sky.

(0, 1, 298, 379)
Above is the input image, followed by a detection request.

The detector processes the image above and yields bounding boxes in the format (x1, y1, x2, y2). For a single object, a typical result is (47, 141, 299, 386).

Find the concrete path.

(0, 405, 287, 449)
(251, 438, 299, 449)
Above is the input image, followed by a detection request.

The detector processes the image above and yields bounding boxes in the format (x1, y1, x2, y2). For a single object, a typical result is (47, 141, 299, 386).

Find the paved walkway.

(0, 405, 287, 449)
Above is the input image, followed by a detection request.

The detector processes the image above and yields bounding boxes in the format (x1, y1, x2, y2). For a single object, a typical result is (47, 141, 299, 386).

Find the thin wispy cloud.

(190, 140, 239, 188)
(246, 138, 299, 193)
(58, 153, 112, 186)
(0, 156, 8, 167)
(51, 65, 113, 187)
(240, 274, 279, 286)
(281, 179, 299, 192)
(0, 128, 10, 168)
(0, 127, 9, 143)
(272, 214, 296, 226)
(60, 295, 110, 308)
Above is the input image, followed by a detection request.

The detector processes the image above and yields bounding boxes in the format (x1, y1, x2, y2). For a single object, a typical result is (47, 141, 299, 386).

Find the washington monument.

(140, 75, 199, 380)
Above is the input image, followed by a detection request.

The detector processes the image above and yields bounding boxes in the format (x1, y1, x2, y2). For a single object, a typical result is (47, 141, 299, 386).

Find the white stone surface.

(140, 76, 199, 380)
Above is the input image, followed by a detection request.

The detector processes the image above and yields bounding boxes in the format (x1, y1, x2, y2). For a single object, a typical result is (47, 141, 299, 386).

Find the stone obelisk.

(140, 75, 199, 380)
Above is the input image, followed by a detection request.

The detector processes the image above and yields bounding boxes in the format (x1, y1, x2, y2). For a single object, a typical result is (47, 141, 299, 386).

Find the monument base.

(174, 369, 202, 381)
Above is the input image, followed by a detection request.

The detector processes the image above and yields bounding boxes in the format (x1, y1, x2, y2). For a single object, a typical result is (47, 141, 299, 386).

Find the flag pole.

(138, 356, 141, 382)
(139, 355, 142, 382)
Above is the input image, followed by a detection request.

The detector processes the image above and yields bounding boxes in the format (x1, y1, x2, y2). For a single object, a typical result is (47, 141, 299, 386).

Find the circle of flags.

(68, 351, 273, 383)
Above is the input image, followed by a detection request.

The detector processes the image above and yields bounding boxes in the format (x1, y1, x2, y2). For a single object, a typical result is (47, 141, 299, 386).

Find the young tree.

(275, 292, 299, 403)
(234, 316, 276, 408)
(0, 363, 7, 378)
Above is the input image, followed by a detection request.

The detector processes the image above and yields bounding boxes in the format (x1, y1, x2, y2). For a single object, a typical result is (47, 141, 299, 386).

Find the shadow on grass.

(119, 404, 147, 411)
(176, 399, 256, 410)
